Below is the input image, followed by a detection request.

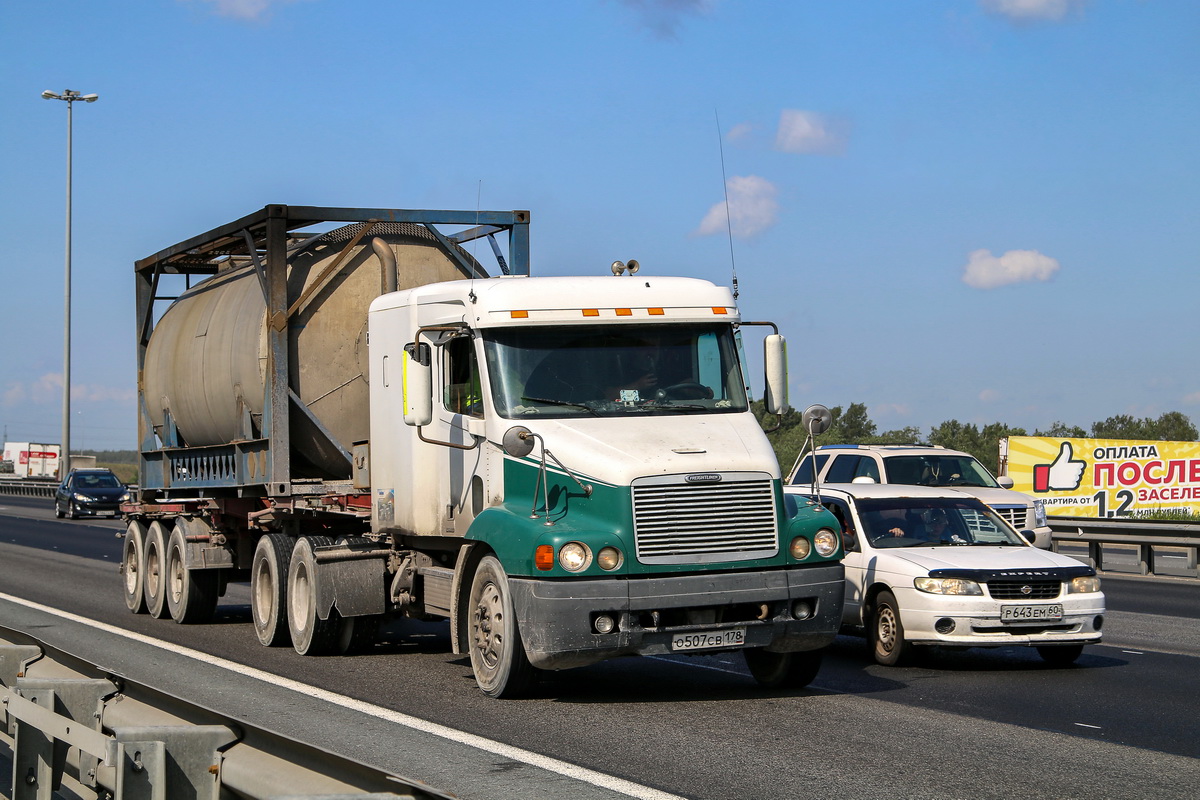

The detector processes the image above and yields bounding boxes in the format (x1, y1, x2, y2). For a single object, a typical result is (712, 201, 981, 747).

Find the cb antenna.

(715, 109, 739, 299)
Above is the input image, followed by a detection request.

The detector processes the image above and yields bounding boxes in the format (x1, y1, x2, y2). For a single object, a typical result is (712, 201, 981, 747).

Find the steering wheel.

(656, 382, 713, 400)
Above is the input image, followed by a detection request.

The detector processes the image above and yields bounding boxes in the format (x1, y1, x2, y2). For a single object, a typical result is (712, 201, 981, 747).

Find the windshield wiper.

(520, 396, 600, 417)
(638, 402, 709, 412)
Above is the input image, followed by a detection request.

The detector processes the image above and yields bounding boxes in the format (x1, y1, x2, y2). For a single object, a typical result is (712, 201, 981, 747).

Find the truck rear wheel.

(165, 523, 219, 624)
(251, 533, 294, 647)
(121, 521, 148, 614)
(143, 521, 171, 619)
(468, 555, 535, 698)
(288, 536, 340, 656)
(744, 648, 824, 689)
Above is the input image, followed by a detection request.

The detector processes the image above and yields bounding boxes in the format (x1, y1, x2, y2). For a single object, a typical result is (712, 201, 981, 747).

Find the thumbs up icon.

(1033, 442, 1086, 492)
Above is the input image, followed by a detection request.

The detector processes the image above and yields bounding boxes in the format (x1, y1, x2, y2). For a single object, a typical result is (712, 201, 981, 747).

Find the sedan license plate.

(671, 627, 746, 652)
(1000, 604, 1063, 622)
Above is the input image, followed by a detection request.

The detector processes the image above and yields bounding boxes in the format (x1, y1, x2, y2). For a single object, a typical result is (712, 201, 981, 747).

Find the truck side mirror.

(763, 334, 789, 415)
(402, 342, 433, 426)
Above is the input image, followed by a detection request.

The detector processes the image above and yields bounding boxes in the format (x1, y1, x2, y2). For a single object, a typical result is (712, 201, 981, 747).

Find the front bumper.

(509, 563, 845, 670)
(73, 500, 122, 517)
(896, 588, 1105, 647)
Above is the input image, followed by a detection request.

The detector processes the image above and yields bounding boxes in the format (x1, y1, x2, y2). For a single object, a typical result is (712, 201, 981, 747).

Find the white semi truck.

(1, 442, 61, 479)
(120, 205, 844, 697)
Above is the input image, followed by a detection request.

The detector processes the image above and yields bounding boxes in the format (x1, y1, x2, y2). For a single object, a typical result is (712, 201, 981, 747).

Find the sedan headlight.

(813, 528, 839, 557)
(1067, 575, 1101, 593)
(74, 493, 95, 502)
(1033, 499, 1048, 528)
(914, 576, 984, 595)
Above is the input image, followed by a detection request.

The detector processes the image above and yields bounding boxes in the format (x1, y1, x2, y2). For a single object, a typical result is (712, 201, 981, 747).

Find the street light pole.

(41, 89, 98, 475)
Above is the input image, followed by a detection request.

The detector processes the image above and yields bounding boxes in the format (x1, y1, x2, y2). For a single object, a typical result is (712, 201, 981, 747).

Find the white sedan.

(785, 483, 1104, 666)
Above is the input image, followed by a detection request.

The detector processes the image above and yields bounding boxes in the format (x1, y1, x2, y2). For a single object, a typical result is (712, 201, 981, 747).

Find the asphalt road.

(0, 495, 1197, 799)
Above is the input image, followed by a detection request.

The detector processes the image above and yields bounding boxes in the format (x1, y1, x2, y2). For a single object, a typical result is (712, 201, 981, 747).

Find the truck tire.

(251, 533, 294, 647)
(288, 536, 340, 656)
(143, 521, 171, 619)
(165, 523, 219, 624)
(468, 555, 535, 698)
(744, 648, 824, 689)
(871, 590, 911, 666)
(122, 520, 148, 614)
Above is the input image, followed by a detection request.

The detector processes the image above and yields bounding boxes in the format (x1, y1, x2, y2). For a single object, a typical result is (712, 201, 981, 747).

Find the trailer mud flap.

(314, 558, 387, 620)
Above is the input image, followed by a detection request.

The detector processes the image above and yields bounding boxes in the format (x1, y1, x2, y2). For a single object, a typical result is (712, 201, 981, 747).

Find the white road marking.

(0, 591, 686, 800)
(1074, 723, 1102, 729)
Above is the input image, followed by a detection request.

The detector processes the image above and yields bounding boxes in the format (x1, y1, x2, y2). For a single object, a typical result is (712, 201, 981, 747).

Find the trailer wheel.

(121, 521, 148, 614)
(744, 648, 824, 689)
(288, 536, 340, 656)
(165, 522, 218, 624)
(143, 521, 171, 619)
(251, 533, 294, 647)
(468, 555, 535, 698)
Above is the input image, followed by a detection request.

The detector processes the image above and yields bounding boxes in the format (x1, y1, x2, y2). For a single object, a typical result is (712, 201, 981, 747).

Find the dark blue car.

(54, 468, 130, 519)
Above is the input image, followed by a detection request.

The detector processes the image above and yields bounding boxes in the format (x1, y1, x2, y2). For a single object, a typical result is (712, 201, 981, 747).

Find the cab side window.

(443, 336, 483, 418)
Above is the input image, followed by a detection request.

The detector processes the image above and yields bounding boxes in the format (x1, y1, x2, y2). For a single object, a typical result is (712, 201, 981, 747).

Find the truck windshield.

(483, 323, 749, 419)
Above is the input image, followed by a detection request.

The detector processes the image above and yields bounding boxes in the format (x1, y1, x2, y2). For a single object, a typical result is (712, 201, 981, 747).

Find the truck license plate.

(671, 627, 746, 652)
(1000, 604, 1063, 622)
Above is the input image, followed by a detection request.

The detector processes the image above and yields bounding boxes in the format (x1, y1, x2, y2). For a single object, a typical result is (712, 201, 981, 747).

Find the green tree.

(1035, 421, 1087, 438)
(1091, 412, 1197, 441)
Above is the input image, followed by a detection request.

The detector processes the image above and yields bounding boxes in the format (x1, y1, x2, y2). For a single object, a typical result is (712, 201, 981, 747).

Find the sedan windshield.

(484, 323, 748, 419)
(853, 497, 1026, 548)
(882, 455, 1001, 488)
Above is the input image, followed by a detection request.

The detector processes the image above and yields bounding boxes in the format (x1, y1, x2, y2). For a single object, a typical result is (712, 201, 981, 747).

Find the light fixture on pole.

(41, 89, 98, 475)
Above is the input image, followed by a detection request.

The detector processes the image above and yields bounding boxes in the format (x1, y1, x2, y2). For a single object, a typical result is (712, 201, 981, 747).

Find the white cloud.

(1183, 391, 1200, 406)
(979, 388, 1001, 402)
(726, 122, 755, 143)
(980, 0, 1087, 24)
(774, 110, 849, 156)
(192, 0, 305, 22)
(961, 248, 1060, 289)
(617, 0, 715, 38)
(3, 374, 135, 406)
(694, 175, 779, 239)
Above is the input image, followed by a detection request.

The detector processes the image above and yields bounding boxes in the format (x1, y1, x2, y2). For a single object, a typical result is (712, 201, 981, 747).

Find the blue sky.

(1, 0, 1197, 451)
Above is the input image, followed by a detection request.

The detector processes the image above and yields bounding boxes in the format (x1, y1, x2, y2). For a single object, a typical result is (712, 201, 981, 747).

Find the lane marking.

(1074, 723, 1102, 729)
(0, 592, 686, 800)
(1121, 650, 1144, 655)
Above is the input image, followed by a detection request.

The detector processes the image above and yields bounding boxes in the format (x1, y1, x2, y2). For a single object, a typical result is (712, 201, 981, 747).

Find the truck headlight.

(915, 577, 983, 595)
(813, 528, 838, 557)
(596, 546, 623, 571)
(558, 542, 592, 572)
(790, 537, 811, 559)
(1067, 575, 1101, 593)
(1033, 499, 1048, 528)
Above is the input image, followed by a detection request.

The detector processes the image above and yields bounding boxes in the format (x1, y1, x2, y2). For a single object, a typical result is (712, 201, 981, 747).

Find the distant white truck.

(1, 442, 62, 480)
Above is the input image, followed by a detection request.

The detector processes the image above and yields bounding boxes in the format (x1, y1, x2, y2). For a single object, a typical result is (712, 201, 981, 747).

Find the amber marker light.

(616, 308, 632, 316)
(582, 309, 599, 316)
(712, 307, 727, 314)
(535, 545, 555, 571)
(648, 308, 664, 315)
(510, 310, 529, 318)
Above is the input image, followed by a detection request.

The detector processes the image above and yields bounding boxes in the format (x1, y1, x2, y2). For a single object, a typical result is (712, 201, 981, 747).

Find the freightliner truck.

(120, 205, 844, 697)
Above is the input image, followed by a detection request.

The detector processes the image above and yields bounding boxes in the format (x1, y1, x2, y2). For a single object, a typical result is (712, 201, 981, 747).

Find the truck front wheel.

(288, 536, 340, 656)
(744, 648, 824, 689)
(468, 555, 535, 698)
(251, 534, 293, 647)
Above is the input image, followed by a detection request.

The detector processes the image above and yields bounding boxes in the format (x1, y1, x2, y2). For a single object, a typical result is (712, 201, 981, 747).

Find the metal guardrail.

(1049, 517, 1200, 578)
(0, 626, 450, 800)
(0, 481, 57, 499)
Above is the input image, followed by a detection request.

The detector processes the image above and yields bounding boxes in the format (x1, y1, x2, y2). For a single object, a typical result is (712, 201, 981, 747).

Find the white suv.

(787, 444, 1051, 549)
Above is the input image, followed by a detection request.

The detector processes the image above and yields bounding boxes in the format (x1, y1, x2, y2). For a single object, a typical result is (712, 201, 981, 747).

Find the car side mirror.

(1019, 529, 1036, 544)
(997, 475, 1014, 489)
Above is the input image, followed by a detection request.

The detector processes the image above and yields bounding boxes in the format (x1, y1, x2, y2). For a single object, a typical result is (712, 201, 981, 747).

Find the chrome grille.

(989, 505, 1027, 529)
(987, 580, 1061, 599)
(632, 474, 778, 565)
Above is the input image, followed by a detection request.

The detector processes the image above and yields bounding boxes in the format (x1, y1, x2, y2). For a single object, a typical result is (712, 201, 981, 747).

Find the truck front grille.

(631, 473, 779, 565)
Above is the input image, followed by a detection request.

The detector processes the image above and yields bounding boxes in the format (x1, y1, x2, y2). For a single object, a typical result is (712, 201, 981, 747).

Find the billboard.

(1000, 436, 1200, 518)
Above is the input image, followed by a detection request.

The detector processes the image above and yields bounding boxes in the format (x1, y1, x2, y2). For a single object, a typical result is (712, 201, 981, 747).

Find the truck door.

(431, 333, 487, 535)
